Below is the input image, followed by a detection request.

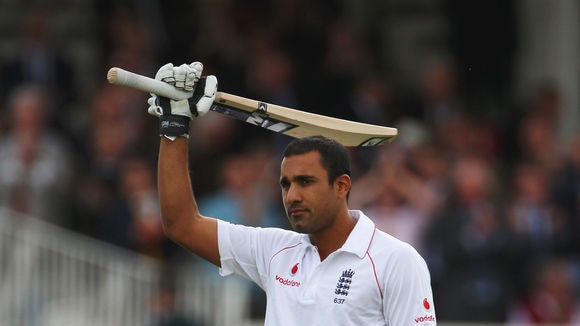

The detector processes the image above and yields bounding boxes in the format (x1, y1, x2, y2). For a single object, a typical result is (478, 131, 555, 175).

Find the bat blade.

(212, 92, 397, 147)
(107, 67, 398, 146)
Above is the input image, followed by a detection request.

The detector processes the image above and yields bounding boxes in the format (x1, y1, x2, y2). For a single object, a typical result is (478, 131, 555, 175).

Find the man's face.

(279, 151, 341, 234)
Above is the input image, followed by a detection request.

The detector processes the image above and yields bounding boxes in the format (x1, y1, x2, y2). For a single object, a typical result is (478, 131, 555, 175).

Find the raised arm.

(158, 137, 220, 265)
(148, 62, 221, 266)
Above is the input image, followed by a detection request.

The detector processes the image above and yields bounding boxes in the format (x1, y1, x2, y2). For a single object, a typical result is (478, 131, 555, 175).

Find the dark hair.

(282, 136, 351, 185)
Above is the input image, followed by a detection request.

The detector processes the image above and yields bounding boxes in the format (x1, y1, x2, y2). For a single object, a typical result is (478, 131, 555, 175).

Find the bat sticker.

(257, 102, 268, 112)
(211, 103, 297, 133)
(360, 137, 390, 147)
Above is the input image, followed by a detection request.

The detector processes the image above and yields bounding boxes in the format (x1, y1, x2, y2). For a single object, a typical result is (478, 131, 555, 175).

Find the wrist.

(159, 115, 190, 139)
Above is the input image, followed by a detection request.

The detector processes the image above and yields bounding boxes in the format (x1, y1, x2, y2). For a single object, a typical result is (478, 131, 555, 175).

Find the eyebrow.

(279, 174, 317, 185)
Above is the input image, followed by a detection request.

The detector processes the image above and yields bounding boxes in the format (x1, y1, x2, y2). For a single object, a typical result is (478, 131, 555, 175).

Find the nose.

(284, 183, 301, 205)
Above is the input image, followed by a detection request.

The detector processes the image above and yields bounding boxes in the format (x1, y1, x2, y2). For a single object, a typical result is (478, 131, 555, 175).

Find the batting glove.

(147, 62, 218, 139)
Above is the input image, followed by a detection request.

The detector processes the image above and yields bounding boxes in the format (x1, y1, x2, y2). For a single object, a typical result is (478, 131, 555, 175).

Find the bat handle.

(107, 67, 193, 100)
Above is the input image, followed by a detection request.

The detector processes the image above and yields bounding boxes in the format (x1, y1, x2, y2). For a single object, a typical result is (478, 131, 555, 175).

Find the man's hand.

(147, 62, 218, 139)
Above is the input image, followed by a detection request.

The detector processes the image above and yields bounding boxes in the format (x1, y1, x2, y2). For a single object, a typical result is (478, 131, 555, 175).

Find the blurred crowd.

(0, 1, 578, 324)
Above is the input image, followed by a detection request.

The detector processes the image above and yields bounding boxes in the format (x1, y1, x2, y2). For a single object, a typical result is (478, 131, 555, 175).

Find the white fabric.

(217, 210, 437, 326)
(196, 75, 217, 116)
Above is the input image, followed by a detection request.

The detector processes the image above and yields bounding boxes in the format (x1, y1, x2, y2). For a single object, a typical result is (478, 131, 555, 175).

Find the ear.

(334, 174, 351, 199)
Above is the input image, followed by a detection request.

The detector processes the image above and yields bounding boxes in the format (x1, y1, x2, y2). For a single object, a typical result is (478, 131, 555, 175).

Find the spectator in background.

(310, 20, 374, 122)
(98, 153, 169, 259)
(68, 82, 151, 238)
(437, 112, 502, 164)
(502, 81, 562, 168)
(350, 138, 445, 254)
(505, 161, 569, 295)
(0, 85, 76, 226)
(103, 6, 156, 75)
(400, 58, 503, 164)
(0, 9, 77, 137)
(504, 82, 562, 173)
(198, 144, 285, 229)
(349, 74, 392, 126)
(550, 135, 580, 255)
(508, 258, 580, 324)
(507, 162, 563, 252)
(81, 84, 151, 185)
(402, 58, 463, 132)
(424, 154, 514, 322)
(518, 112, 559, 172)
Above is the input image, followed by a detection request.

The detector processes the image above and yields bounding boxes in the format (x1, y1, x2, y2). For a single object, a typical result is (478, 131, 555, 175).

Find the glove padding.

(147, 62, 217, 118)
(147, 62, 218, 138)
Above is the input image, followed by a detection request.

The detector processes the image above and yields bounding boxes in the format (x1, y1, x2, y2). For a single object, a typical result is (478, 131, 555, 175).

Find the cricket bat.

(107, 67, 398, 147)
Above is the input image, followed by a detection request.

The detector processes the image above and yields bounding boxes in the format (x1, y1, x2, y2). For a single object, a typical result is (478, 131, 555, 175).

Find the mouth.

(289, 209, 306, 218)
(287, 205, 309, 219)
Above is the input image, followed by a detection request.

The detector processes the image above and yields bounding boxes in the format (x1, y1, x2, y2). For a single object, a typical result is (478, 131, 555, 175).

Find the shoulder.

(349, 210, 424, 263)
(372, 228, 418, 253)
(218, 220, 303, 249)
(369, 228, 429, 272)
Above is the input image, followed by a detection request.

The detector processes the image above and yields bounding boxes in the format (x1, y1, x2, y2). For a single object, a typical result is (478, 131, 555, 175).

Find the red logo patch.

(291, 263, 299, 275)
(423, 298, 431, 310)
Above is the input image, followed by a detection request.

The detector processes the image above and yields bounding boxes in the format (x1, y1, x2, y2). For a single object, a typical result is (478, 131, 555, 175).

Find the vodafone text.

(414, 314, 436, 323)
(275, 275, 301, 287)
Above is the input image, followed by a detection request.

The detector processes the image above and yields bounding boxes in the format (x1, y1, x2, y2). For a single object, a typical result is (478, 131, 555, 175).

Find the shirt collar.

(300, 210, 377, 258)
(340, 210, 376, 258)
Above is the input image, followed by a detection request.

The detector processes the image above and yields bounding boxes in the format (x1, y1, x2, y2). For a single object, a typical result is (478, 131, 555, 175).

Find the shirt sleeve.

(217, 219, 298, 290)
(383, 243, 437, 325)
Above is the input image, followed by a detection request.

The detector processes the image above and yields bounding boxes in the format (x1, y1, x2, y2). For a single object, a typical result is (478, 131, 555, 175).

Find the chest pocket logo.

(334, 269, 355, 296)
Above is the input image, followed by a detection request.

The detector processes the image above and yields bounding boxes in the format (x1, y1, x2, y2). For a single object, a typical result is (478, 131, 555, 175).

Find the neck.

(310, 209, 357, 261)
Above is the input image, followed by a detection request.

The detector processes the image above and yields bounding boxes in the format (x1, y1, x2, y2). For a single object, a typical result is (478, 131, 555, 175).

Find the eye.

(280, 178, 290, 189)
(298, 176, 315, 186)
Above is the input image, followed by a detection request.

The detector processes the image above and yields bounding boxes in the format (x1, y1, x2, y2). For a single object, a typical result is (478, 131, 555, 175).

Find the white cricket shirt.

(218, 210, 437, 325)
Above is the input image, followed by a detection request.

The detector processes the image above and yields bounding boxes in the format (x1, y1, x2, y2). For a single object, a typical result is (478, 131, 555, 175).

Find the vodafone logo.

(414, 315, 435, 323)
(414, 298, 435, 324)
(275, 275, 301, 287)
(423, 298, 431, 310)
(291, 263, 299, 276)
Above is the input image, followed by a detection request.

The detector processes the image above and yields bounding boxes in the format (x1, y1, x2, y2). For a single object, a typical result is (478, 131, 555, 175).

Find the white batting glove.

(147, 62, 218, 138)
(193, 74, 218, 116)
